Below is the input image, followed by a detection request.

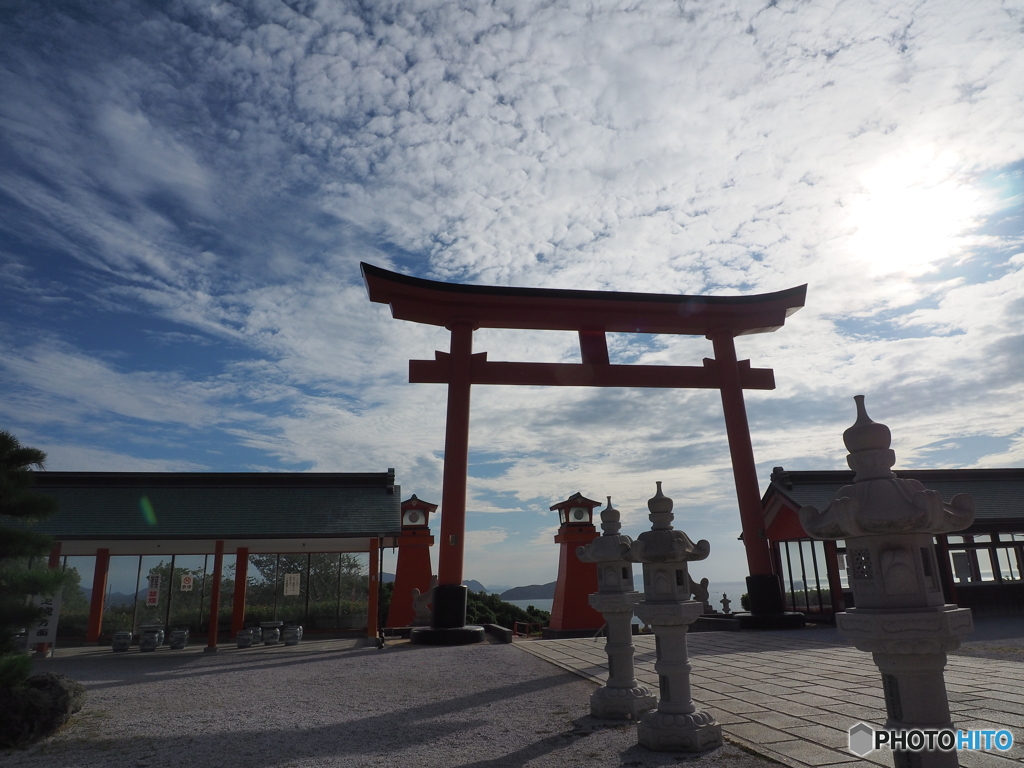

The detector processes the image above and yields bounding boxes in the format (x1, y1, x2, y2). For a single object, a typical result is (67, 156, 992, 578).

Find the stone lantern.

(576, 497, 657, 720)
(546, 492, 603, 637)
(799, 396, 974, 768)
(628, 482, 722, 753)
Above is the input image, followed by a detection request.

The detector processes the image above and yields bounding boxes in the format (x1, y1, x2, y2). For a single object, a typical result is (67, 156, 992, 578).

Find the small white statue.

(720, 593, 732, 615)
(411, 576, 437, 626)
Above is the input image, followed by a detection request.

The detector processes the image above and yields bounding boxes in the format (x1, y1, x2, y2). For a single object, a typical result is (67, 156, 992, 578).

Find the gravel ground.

(5, 639, 782, 768)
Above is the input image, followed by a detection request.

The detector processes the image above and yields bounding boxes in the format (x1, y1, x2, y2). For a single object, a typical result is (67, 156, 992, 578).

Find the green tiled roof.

(20, 472, 401, 540)
(766, 468, 1024, 525)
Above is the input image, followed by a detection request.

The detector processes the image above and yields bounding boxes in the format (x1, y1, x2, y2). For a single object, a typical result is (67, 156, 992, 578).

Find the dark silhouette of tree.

(0, 430, 65, 687)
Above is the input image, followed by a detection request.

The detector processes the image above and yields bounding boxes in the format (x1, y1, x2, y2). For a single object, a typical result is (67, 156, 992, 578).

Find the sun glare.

(847, 149, 985, 275)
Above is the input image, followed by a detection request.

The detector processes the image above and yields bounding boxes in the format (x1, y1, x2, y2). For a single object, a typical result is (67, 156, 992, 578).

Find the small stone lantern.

(799, 396, 974, 768)
(576, 497, 657, 720)
(628, 483, 722, 753)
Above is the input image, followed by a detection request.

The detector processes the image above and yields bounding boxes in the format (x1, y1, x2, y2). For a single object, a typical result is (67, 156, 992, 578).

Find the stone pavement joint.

(516, 630, 1024, 768)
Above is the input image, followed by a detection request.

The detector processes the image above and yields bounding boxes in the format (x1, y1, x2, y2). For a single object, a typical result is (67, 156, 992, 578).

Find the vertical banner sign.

(27, 591, 63, 649)
(147, 574, 161, 607)
(180, 574, 194, 592)
(283, 573, 301, 596)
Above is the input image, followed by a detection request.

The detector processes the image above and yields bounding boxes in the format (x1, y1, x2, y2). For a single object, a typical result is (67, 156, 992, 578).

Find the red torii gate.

(363, 262, 806, 642)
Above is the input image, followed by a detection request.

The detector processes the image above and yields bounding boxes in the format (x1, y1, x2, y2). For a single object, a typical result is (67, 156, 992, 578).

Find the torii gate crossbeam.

(362, 262, 806, 642)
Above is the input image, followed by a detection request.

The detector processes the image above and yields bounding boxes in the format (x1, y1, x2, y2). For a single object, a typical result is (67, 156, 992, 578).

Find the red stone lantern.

(546, 492, 604, 637)
(386, 495, 436, 628)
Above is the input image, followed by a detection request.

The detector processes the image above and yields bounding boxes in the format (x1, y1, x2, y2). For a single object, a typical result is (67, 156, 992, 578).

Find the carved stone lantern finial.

(600, 496, 622, 536)
(799, 396, 975, 768)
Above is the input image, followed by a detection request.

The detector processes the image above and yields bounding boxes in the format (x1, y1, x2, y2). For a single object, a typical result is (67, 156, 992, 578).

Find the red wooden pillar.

(85, 548, 110, 643)
(35, 543, 63, 655)
(434, 321, 475, 628)
(367, 538, 380, 640)
(205, 541, 224, 653)
(231, 547, 249, 638)
(712, 334, 784, 615)
(437, 322, 474, 586)
(823, 540, 845, 613)
(711, 334, 784, 616)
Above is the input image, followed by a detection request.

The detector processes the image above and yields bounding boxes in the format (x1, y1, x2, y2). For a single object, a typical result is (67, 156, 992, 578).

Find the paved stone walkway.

(517, 629, 1024, 768)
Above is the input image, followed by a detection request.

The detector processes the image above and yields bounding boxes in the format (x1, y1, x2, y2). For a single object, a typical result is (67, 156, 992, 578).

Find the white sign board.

(283, 573, 301, 596)
(27, 591, 62, 648)
(180, 574, 194, 592)
(148, 574, 161, 590)
(146, 588, 160, 607)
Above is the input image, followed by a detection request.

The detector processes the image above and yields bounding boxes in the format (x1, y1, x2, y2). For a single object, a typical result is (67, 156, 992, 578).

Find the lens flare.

(139, 496, 157, 526)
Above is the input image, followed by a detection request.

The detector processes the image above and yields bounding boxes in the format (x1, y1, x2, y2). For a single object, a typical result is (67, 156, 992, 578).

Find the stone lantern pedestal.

(800, 396, 974, 768)
(577, 498, 657, 720)
(629, 483, 722, 753)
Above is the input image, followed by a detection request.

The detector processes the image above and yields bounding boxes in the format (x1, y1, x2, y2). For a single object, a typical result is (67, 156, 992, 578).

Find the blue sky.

(2, 0, 1023, 590)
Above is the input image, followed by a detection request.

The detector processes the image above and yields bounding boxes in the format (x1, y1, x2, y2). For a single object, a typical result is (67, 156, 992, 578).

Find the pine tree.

(0, 430, 64, 688)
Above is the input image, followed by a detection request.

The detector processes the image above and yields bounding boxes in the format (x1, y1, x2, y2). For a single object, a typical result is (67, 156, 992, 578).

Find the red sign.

(146, 588, 160, 607)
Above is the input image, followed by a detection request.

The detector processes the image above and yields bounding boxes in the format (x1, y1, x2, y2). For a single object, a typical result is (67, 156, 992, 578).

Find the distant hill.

(463, 580, 488, 593)
(500, 582, 555, 600)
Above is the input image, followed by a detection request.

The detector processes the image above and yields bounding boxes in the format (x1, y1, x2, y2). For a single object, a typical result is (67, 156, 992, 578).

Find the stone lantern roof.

(799, 396, 975, 539)
(629, 482, 710, 563)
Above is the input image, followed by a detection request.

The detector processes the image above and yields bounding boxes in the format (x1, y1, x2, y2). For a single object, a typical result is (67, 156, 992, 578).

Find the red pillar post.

(367, 538, 380, 641)
(231, 547, 249, 638)
(205, 541, 224, 653)
(86, 548, 110, 644)
(35, 543, 62, 655)
(434, 321, 474, 628)
(711, 334, 783, 615)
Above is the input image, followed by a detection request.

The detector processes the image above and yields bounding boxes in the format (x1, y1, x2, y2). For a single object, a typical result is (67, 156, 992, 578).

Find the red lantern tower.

(546, 492, 604, 637)
(386, 495, 437, 628)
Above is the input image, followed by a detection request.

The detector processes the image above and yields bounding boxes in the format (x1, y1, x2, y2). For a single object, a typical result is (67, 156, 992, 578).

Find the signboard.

(283, 573, 301, 596)
(146, 574, 161, 606)
(180, 574, 194, 592)
(27, 591, 62, 648)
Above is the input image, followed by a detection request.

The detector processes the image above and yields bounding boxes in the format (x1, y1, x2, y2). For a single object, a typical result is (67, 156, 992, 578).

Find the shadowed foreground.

(4, 639, 779, 768)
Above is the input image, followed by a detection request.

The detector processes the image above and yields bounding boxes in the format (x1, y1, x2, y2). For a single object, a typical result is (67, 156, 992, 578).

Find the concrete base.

(637, 709, 723, 752)
(541, 626, 604, 639)
(590, 685, 657, 720)
(736, 612, 806, 630)
(409, 625, 485, 646)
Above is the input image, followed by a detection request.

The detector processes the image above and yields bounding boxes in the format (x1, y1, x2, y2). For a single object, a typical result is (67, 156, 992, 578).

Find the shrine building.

(26, 470, 402, 650)
(761, 466, 1024, 619)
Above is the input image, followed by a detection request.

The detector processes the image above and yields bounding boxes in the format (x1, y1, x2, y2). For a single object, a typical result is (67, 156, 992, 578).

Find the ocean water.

(505, 580, 750, 621)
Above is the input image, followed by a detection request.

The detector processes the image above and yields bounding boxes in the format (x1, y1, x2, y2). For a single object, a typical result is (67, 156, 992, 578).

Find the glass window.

(996, 548, 1020, 581)
(58, 556, 95, 639)
(168, 555, 207, 634)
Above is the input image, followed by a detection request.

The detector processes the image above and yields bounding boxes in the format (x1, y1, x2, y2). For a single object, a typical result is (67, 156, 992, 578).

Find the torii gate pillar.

(362, 263, 807, 643)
